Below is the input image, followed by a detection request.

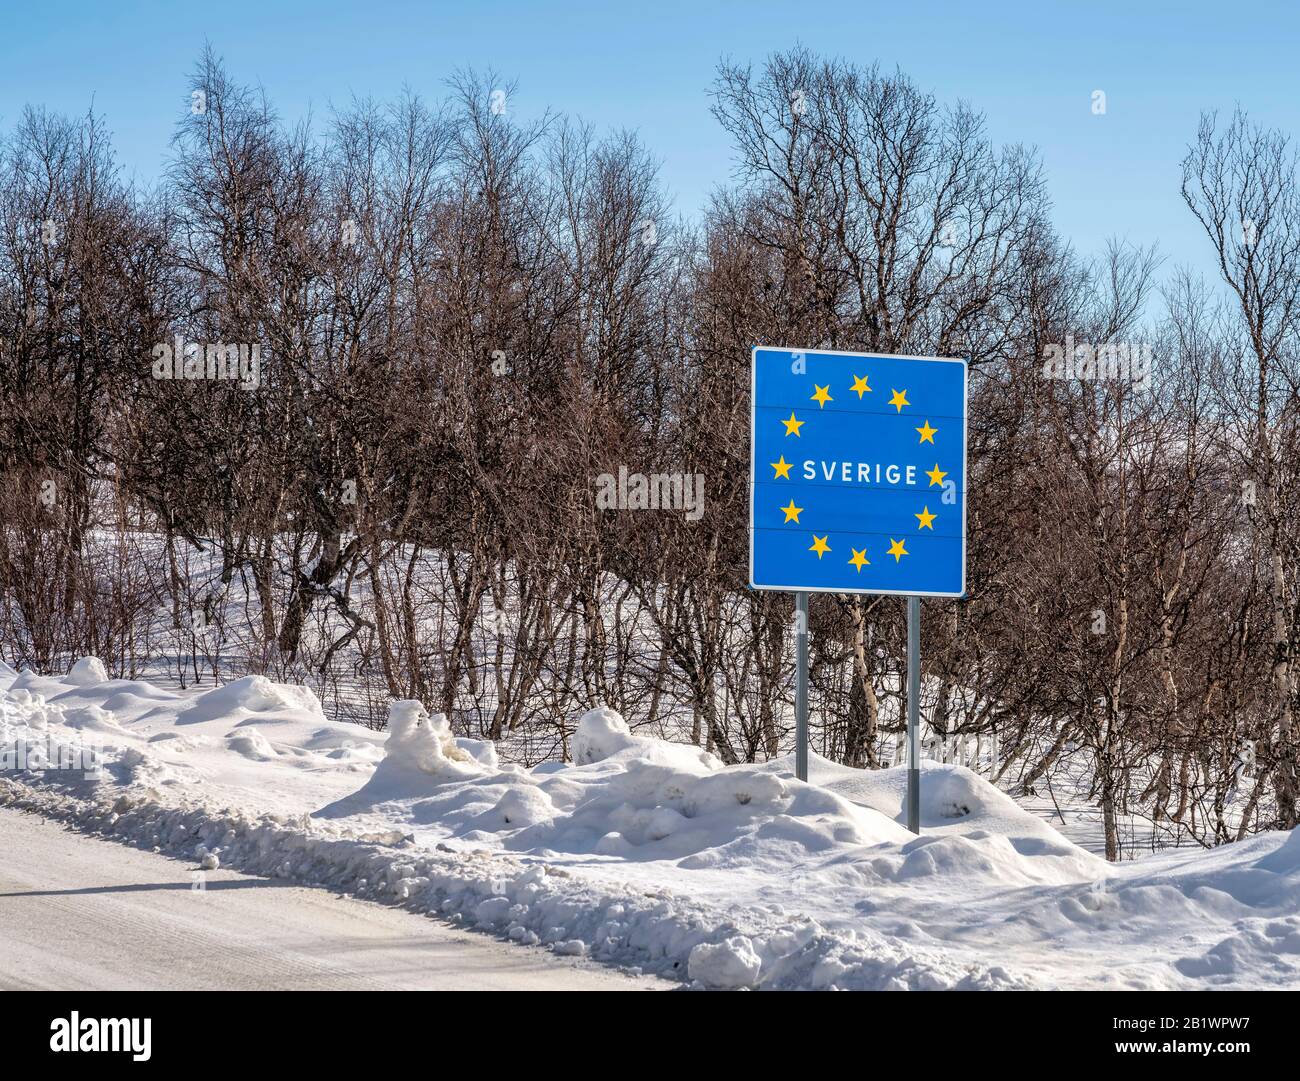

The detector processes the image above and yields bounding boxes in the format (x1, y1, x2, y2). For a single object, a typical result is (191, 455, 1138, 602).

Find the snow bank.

(3, 659, 1298, 990)
(1, 666, 383, 810)
(572, 706, 718, 771)
(321, 706, 912, 870)
(317, 701, 499, 813)
(795, 754, 1108, 886)
(0, 772, 1023, 990)
(177, 674, 325, 725)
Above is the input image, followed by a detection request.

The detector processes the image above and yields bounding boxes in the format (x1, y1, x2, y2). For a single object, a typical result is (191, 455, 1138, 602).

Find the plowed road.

(0, 806, 660, 990)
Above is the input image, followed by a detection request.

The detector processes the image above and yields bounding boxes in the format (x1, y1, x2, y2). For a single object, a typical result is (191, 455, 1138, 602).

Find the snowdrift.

(2, 658, 1298, 990)
(2, 664, 383, 806)
(320, 704, 913, 868)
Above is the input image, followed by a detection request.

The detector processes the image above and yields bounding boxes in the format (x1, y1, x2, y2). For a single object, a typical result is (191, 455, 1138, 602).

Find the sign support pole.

(906, 595, 921, 834)
(795, 591, 809, 781)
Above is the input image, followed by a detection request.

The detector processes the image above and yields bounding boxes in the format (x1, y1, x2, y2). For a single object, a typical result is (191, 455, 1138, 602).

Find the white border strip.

(748, 346, 968, 599)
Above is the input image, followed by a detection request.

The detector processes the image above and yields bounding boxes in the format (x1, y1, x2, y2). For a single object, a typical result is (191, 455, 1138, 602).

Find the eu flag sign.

(749, 347, 967, 599)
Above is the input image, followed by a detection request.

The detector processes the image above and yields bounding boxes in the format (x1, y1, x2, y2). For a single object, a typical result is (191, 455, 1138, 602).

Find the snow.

(571, 706, 716, 768)
(2, 659, 1297, 990)
(176, 675, 326, 726)
(689, 935, 763, 988)
(66, 656, 109, 686)
(796, 755, 1105, 886)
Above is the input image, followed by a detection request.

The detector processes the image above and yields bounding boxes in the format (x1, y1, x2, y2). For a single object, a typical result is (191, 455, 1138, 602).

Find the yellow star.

(809, 535, 831, 559)
(810, 384, 833, 408)
(850, 374, 871, 398)
(848, 547, 870, 572)
(887, 538, 908, 562)
(926, 463, 948, 488)
(780, 499, 803, 524)
(915, 419, 937, 444)
(888, 388, 909, 412)
(782, 411, 804, 437)
(771, 455, 792, 480)
(915, 506, 937, 530)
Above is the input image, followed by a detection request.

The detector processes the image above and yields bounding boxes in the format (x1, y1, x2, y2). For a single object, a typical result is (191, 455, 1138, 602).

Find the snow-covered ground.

(2, 658, 1297, 990)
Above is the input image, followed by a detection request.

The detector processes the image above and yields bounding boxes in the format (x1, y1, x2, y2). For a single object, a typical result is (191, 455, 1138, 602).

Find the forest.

(2, 45, 1298, 861)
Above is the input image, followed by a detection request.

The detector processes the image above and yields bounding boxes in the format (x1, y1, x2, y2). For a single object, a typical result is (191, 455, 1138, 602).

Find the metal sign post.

(795, 591, 809, 781)
(906, 595, 921, 834)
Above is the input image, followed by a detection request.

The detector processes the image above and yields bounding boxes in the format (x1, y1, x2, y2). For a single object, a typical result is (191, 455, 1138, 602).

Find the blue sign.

(749, 347, 967, 598)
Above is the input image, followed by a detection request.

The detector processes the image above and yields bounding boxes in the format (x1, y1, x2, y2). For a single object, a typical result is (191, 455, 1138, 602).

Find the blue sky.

(2, 0, 1296, 280)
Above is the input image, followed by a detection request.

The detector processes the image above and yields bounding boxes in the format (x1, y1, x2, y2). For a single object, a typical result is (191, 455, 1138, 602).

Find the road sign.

(749, 346, 968, 820)
(749, 346, 967, 598)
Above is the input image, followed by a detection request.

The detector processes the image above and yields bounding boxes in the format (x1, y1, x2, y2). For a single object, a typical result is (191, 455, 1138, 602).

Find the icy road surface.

(0, 807, 661, 991)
